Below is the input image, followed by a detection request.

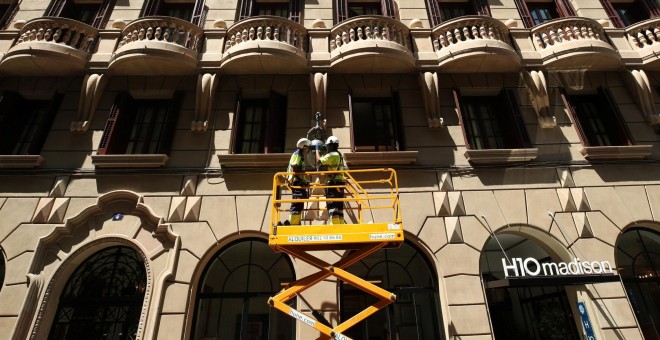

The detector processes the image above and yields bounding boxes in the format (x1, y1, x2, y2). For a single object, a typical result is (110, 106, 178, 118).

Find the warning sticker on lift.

(287, 235, 343, 242)
(388, 223, 401, 230)
(334, 332, 352, 340)
(370, 233, 396, 240)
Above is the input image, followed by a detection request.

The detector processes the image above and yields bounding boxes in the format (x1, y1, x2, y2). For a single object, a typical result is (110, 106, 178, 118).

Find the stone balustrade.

(330, 16, 411, 52)
(118, 16, 203, 52)
(15, 17, 98, 53)
(530, 17, 609, 50)
(431, 16, 512, 52)
(626, 19, 660, 49)
(224, 16, 307, 53)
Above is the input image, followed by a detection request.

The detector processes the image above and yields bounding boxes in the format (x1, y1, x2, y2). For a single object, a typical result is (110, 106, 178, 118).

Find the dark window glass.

(527, 2, 558, 25)
(48, 246, 147, 340)
(0, 1, 18, 29)
(616, 228, 660, 340)
(612, 2, 650, 26)
(0, 92, 61, 155)
(339, 242, 444, 340)
(458, 90, 529, 150)
(59, 2, 100, 25)
(254, 2, 288, 17)
(481, 234, 581, 340)
(0, 250, 4, 291)
(126, 100, 176, 154)
(192, 239, 296, 340)
(351, 97, 403, 151)
(567, 90, 631, 147)
(157, 2, 194, 20)
(348, 2, 381, 17)
(438, 2, 474, 21)
(235, 100, 269, 154)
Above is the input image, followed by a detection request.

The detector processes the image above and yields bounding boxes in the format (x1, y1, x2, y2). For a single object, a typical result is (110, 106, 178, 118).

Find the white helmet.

(296, 138, 311, 149)
(326, 136, 339, 145)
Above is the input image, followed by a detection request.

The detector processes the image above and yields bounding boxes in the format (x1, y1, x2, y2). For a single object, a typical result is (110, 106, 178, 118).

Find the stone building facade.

(0, 0, 659, 339)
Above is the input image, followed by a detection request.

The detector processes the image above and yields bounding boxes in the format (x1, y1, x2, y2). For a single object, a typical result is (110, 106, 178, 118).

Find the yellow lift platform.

(268, 168, 404, 340)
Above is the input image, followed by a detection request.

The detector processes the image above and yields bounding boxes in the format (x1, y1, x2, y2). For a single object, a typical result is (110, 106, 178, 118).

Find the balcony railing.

(15, 17, 98, 53)
(117, 16, 203, 52)
(432, 16, 512, 52)
(530, 17, 609, 50)
(224, 16, 307, 53)
(626, 19, 660, 49)
(330, 16, 411, 52)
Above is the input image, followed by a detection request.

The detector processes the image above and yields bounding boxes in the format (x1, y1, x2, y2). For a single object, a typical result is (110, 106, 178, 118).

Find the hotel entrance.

(480, 233, 583, 339)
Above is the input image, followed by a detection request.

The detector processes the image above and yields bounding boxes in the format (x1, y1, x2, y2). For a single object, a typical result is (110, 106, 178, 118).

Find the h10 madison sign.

(503, 257, 614, 278)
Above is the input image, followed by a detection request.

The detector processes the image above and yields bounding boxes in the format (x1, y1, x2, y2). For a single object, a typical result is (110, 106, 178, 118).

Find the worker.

(316, 136, 346, 224)
(286, 138, 311, 225)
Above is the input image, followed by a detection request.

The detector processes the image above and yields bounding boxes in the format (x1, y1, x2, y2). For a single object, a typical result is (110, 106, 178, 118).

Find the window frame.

(514, 0, 576, 28)
(335, 0, 396, 23)
(141, 0, 208, 25)
(230, 91, 288, 154)
(454, 88, 531, 150)
(426, 0, 491, 26)
(561, 87, 633, 147)
(0, 0, 18, 30)
(0, 91, 62, 156)
(97, 92, 182, 155)
(238, 0, 302, 23)
(45, 0, 116, 28)
(348, 91, 405, 152)
(600, 0, 659, 28)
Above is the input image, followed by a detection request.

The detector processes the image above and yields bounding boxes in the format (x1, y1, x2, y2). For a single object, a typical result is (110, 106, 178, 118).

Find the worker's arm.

(315, 144, 321, 163)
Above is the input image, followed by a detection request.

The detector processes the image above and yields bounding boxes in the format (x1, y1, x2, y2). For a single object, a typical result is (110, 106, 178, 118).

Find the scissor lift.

(268, 168, 404, 340)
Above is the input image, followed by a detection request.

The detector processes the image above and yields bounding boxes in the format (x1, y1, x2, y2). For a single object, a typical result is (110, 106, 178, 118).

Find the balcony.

(625, 19, 660, 70)
(529, 17, 621, 70)
(221, 16, 308, 74)
(0, 17, 97, 76)
(109, 17, 203, 75)
(432, 16, 520, 72)
(330, 16, 414, 73)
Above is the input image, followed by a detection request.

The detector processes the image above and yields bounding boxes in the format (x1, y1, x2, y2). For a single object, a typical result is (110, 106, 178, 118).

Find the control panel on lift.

(268, 168, 404, 340)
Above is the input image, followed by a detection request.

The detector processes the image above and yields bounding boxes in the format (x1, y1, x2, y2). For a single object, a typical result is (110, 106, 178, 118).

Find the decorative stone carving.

(184, 196, 202, 222)
(556, 167, 575, 188)
(439, 172, 453, 191)
(419, 72, 443, 127)
(445, 216, 464, 243)
(193, 73, 219, 131)
(10, 273, 45, 340)
(434, 191, 465, 216)
(556, 188, 577, 212)
(572, 212, 594, 238)
(622, 69, 660, 125)
(310, 73, 327, 116)
(71, 74, 107, 132)
(49, 176, 69, 197)
(521, 70, 556, 128)
(31, 198, 54, 223)
(571, 188, 590, 211)
(181, 175, 198, 196)
(168, 197, 186, 222)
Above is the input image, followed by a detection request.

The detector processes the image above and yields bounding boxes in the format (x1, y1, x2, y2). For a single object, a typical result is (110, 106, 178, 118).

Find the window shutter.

(513, 0, 534, 28)
(560, 91, 590, 146)
(238, 0, 254, 21)
(0, 0, 19, 29)
(45, 0, 67, 17)
(289, 0, 301, 23)
(0, 92, 25, 154)
(336, 0, 348, 23)
(500, 89, 531, 148)
(191, 0, 207, 26)
(472, 0, 492, 17)
(641, 0, 660, 18)
(452, 89, 472, 150)
(348, 89, 355, 151)
(157, 92, 183, 154)
(554, 0, 576, 17)
(265, 92, 287, 153)
(598, 87, 633, 146)
(381, 0, 396, 19)
(141, 0, 161, 17)
(598, 0, 624, 28)
(98, 93, 135, 155)
(230, 91, 242, 154)
(426, 0, 442, 26)
(91, 0, 116, 29)
(391, 91, 404, 151)
(26, 94, 63, 155)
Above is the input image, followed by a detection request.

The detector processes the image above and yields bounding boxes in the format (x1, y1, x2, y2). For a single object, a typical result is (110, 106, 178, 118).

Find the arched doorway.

(48, 246, 147, 340)
(616, 227, 660, 339)
(192, 238, 296, 340)
(339, 241, 444, 340)
(480, 233, 581, 339)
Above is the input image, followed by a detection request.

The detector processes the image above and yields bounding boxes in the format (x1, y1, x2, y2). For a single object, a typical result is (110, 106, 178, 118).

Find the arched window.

(48, 246, 147, 340)
(339, 241, 444, 340)
(192, 238, 296, 340)
(480, 233, 580, 339)
(616, 228, 660, 339)
(0, 249, 5, 291)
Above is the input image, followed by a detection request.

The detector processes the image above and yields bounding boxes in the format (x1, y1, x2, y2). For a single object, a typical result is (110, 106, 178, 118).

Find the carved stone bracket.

(622, 69, 660, 125)
(71, 74, 107, 132)
(310, 72, 327, 116)
(521, 70, 556, 128)
(193, 73, 219, 132)
(418, 72, 443, 127)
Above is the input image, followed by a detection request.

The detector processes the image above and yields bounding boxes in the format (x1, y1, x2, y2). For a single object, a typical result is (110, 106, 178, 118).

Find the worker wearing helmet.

(316, 136, 346, 224)
(286, 138, 311, 225)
